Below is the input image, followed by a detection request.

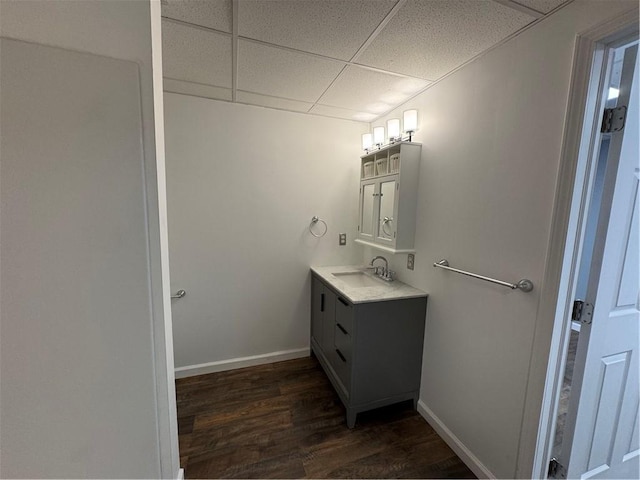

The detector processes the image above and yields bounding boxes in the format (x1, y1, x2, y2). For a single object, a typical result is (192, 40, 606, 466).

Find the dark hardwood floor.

(176, 355, 476, 479)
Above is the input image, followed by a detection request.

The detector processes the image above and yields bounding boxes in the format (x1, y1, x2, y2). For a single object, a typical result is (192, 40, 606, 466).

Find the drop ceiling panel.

(161, 0, 232, 32)
(162, 20, 232, 88)
(310, 104, 375, 122)
(357, 0, 535, 80)
(236, 91, 313, 113)
(238, 0, 397, 61)
(164, 78, 232, 102)
(237, 40, 345, 102)
(320, 66, 429, 113)
(511, 0, 569, 14)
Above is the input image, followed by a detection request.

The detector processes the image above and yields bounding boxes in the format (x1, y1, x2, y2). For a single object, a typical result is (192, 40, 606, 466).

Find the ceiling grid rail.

(309, 0, 408, 115)
(232, 0, 239, 102)
(160, 0, 573, 123)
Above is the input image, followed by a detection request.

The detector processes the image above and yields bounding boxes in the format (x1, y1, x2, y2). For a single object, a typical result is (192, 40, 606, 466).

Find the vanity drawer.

(335, 295, 354, 334)
(332, 347, 351, 391)
(333, 322, 352, 389)
(334, 323, 352, 362)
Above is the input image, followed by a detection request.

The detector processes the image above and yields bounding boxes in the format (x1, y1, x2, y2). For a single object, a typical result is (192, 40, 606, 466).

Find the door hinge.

(601, 106, 627, 133)
(572, 300, 593, 324)
(548, 458, 566, 478)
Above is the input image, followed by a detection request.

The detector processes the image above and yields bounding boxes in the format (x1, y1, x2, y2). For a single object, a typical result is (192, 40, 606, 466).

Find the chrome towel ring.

(381, 216, 393, 237)
(309, 216, 328, 237)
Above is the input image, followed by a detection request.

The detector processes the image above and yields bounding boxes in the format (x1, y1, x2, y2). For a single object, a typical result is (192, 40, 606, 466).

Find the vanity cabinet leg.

(346, 409, 357, 428)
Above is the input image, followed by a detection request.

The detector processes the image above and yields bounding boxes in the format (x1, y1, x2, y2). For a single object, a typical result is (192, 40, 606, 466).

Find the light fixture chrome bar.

(433, 259, 534, 292)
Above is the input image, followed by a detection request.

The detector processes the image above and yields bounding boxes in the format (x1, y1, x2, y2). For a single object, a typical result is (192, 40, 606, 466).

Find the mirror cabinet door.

(377, 179, 396, 241)
(360, 183, 376, 238)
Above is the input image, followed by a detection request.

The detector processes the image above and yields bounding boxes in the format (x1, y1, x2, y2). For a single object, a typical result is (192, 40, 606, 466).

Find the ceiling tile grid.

(238, 0, 398, 60)
(511, 0, 569, 14)
(237, 39, 345, 103)
(319, 65, 430, 114)
(356, 0, 536, 80)
(162, 19, 232, 87)
(161, 0, 232, 32)
(309, 104, 378, 122)
(236, 91, 314, 113)
(164, 78, 232, 102)
(160, 0, 573, 122)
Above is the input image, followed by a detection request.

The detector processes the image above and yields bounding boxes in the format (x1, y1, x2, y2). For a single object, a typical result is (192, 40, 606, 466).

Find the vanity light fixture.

(362, 133, 373, 152)
(387, 118, 401, 143)
(373, 126, 385, 148)
(403, 109, 418, 142)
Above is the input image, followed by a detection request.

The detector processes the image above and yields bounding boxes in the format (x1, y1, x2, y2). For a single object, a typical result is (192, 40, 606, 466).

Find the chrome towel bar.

(433, 259, 534, 293)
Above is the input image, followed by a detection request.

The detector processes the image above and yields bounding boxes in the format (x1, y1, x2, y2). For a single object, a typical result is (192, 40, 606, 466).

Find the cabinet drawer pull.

(335, 349, 347, 363)
(337, 323, 348, 335)
(320, 293, 325, 312)
(338, 297, 349, 307)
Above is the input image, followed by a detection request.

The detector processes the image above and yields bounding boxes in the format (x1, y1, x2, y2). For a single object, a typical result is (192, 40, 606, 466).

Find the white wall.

(164, 94, 368, 372)
(0, 1, 178, 477)
(368, 1, 638, 478)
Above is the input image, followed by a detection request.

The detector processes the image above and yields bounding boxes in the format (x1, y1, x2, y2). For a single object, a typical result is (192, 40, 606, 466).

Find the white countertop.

(311, 265, 428, 304)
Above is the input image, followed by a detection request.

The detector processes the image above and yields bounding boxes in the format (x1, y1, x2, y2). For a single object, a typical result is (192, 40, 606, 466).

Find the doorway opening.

(547, 35, 638, 480)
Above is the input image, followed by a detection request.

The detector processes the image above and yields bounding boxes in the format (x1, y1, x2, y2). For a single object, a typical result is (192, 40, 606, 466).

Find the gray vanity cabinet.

(311, 276, 336, 356)
(310, 274, 427, 428)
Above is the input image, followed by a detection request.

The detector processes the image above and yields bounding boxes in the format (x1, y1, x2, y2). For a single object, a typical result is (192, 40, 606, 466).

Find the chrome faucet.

(370, 256, 394, 281)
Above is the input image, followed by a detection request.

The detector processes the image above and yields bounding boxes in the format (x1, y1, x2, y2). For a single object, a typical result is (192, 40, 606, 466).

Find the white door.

(560, 42, 639, 480)
(1, 39, 165, 477)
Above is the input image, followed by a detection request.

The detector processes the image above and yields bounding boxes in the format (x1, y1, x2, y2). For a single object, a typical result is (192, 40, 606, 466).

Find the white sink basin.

(332, 271, 382, 288)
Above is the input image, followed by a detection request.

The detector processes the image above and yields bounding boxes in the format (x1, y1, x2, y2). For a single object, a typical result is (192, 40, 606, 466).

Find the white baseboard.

(177, 468, 184, 480)
(417, 400, 495, 479)
(174, 347, 310, 378)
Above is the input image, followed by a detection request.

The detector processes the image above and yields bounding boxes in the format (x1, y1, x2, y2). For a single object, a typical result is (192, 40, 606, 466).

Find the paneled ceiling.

(161, 0, 570, 122)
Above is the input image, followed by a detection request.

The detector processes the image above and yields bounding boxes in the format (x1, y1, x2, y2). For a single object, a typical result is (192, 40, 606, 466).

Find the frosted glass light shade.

(403, 109, 418, 132)
(387, 118, 400, 140)
(373, 126, 385, 145)
(361, 133, 373, 150)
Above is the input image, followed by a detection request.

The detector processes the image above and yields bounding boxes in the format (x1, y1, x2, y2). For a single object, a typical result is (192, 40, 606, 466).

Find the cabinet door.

(321, 287, 336, 356)
(376, 178, 397, 244)
(311, 277, 324, 345)
(359, 182, 377, 240)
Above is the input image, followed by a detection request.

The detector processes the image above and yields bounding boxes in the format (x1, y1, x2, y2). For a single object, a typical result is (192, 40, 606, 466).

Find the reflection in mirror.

(378, 180, 396, 240)
(361, 183, 375, 237)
